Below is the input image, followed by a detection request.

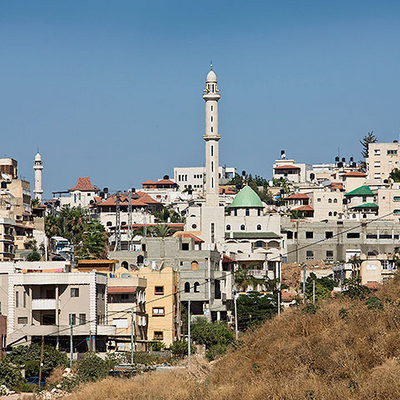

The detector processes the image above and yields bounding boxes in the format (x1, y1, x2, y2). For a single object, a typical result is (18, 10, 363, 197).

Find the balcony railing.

(32, 299, 61, 310)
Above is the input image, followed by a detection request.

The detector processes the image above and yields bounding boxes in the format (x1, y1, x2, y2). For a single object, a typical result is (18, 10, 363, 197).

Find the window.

(79, 314, 86, 325)
(71, 288, 80, 298)
(388, 150, 398, 155)
(226, 225, 231, 231)
(334, 211, 337, 216)
(374, 161, 381, 167)
(326, 250, 334, 260)
(211, 146, 213, 156)
(240, 225, 245, 231)
(113, 318, 128, 328)
(15, 292, 18, 308)
(18, 317, 28, 325)
(191, 261, 199, 271)
(347, 232, 360, 239)
(211, 105, 213, 111)
(306, 251, 314, 260)
(154, 331, 164, 340)
(192, 224, 197, 229)
(333, 198, 338, 203)
(257, 224, 261, 231)
(286, 231, 293, 239)
(211, 127, 213, 133)
(154, 286, 164, 295)
(374, 173, 381, 179)
(374, 149, 380, 155)
(69, 314, 76, 325)
(106, 221, 112, 227)
(381, 260, 389, 270)
(211, 116, 213, 122)
(328, 212, 332, 216)
(23, 292, 26, 308)
(211, 161, 214, 172)
(258, 209, 261, 216)
(317, 198, 321, 202)
(306, 231, 313, 239)
(184, 282, 190, 293)
(328, 198, 332, 204)
(152, 307, 165, 316)
(182, 243, 189, 251)
(325, 231, 333, 239)
(233, 209, 237, 216)
(211, 223, 215, 243)
(194, 282, 200, 292)
(394, 196, 400, 202)
(245, 209, 250, 216)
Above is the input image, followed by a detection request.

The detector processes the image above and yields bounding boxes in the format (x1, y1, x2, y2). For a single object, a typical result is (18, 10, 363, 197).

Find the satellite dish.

(144, 258, 150, 267)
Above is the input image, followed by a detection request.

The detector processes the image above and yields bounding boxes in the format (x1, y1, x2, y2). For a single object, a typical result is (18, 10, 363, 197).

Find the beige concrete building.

(354, 253, 397, 285)
(107, 267, 147, 351)
(367, 140, 400, 181)
(0, 263, 114, 353)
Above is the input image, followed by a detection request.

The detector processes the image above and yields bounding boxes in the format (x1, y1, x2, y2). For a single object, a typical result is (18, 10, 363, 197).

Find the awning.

(108, 287, 137, 294)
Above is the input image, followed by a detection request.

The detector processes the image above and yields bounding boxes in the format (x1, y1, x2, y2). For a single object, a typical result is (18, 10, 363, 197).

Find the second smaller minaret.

(33, 151, 43, 202)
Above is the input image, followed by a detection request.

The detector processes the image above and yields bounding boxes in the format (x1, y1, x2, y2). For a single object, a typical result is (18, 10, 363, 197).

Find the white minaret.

(203, 62, 221, 207)
(33, 151, 43, 202)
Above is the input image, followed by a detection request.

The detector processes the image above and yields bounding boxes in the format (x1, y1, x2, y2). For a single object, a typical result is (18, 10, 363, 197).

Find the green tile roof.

(350, 202, 379, 209)
(225, 232, 281, 239)
(228, 186, 263, 209)
(345, 185, 373, 197)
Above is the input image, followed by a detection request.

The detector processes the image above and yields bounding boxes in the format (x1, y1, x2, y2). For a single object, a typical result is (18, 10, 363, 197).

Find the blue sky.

(1, 1, 400, 197)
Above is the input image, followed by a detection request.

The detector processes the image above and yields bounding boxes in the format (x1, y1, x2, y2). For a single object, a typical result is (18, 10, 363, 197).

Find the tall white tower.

(203, 62, 221, 207)
(33, 151, 43, 202)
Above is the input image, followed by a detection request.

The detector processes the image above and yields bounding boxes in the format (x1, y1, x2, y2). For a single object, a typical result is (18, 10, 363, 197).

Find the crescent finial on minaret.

(210, 61, 213, 71)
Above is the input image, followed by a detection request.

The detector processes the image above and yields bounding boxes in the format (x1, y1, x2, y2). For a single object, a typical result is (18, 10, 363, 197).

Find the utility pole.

(69, 314, 73, 368)
(128, 191, 132, 251)
(188, 299, 191, 366)
(115, 191, 121, 251)
(277, 262, 281, 316)
(131, 309, 134, 364)
(38, 335, 44, 387)
(302, 264, 306, 304)
(312, 279, 315, 304)
(234, 291, 238, 340)
(143, 208, 147, 238)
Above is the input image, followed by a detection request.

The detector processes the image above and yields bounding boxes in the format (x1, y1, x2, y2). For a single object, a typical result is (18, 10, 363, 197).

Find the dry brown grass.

(64, 276, 400, 400)
(46, 365, 65, 386)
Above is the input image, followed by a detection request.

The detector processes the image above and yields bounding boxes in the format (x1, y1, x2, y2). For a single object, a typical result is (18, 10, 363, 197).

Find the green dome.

(229, 185, 263, 209)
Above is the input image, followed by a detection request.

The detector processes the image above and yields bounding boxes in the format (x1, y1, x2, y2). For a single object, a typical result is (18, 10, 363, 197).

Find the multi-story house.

(0, 263, 115, 354)
(367, 140, 400, 181)
(107, 268, 147, 351)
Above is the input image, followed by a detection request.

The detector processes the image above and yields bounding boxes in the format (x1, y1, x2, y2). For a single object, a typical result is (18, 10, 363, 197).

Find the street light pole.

(234, 291, 238, 340)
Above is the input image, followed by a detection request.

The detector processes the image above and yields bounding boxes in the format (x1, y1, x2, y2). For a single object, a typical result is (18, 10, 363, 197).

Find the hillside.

(65, 277, 400, 400)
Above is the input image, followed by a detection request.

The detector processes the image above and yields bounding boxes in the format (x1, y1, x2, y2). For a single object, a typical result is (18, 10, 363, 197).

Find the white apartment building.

(368, 140, 400, 181)
(173, 166, 236, 192)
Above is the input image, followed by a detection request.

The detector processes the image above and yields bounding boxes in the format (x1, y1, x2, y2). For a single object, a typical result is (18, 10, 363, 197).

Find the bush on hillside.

(0, 359, 24, 390)
(75, 353, 109, 382)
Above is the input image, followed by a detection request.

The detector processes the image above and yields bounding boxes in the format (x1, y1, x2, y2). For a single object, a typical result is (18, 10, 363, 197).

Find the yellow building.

(130, 265, 178, 347)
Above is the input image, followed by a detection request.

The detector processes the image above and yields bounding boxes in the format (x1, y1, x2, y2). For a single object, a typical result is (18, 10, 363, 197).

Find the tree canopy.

(360, 131, 377, 159)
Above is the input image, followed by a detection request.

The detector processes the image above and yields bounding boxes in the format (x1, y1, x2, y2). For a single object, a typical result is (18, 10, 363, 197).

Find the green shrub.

(150, 341, 165, 351)
(0, 359, 24, 390)
(339, 307, 349, 319)
(206, 344, 229, 361)
(366, 296, 383, 311)
(75, 353, 109, 382)
(302, 303, 318, 315)
(170, 340, 196, 358)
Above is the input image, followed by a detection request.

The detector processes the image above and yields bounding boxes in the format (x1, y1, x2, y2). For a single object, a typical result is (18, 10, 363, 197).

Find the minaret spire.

(203, 64, 221, 207)
(33, 151, 44, 202)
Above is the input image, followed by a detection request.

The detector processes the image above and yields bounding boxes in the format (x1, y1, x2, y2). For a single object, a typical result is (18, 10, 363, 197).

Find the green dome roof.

(229, 186, 263, 209)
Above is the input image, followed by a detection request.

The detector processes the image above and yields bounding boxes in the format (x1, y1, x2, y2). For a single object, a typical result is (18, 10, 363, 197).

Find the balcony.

(32, 299, 61, 310)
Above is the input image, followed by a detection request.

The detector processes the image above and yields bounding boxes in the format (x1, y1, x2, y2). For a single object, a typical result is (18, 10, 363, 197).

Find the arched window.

(106, 221, 112, 227)
(121, 261, 128, 269)
(255, 241, 264, 248)
(121, 221, 127, 226)
(328, 198, 332, 204)
(191, 261, 199, 271)
(333, 198, 338, 203)
(258, 209, 261, 216)
(226, 225, 231, 231)
(137, 255, 144, 264)
(184, 282, 190, 293)
(257, 224, 261, 231)
(194, 282, 200, 292)
(240, 225, 245, 231)
(363, 214, 367, 219)
(245, 209, 250, 216)
(233, 209, 237, 216)
(328, 212, 332, 216)
(333, 211, 337, 216)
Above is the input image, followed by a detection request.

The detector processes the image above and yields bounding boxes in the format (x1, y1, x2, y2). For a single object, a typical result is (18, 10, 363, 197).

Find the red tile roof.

(285, 193, 309, 200)
(98, 196, 148, 207)
(219, 187, 236, 195)
(136, 191, 162, 205)
(155, 179, 175, 185)
(222, 254, 236, 263)
(69, 177, 97, 192)
(274, 165, 301, 170)
(281, 292, 295, 302)
(142, 180, 156, 185)
(173, 231, 204, 243)
(343, 172, 367, 177)
(292, 205, 314, 212)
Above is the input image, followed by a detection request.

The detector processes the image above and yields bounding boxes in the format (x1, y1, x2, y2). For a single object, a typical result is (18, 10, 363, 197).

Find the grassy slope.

(66, 278, 400, 400)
